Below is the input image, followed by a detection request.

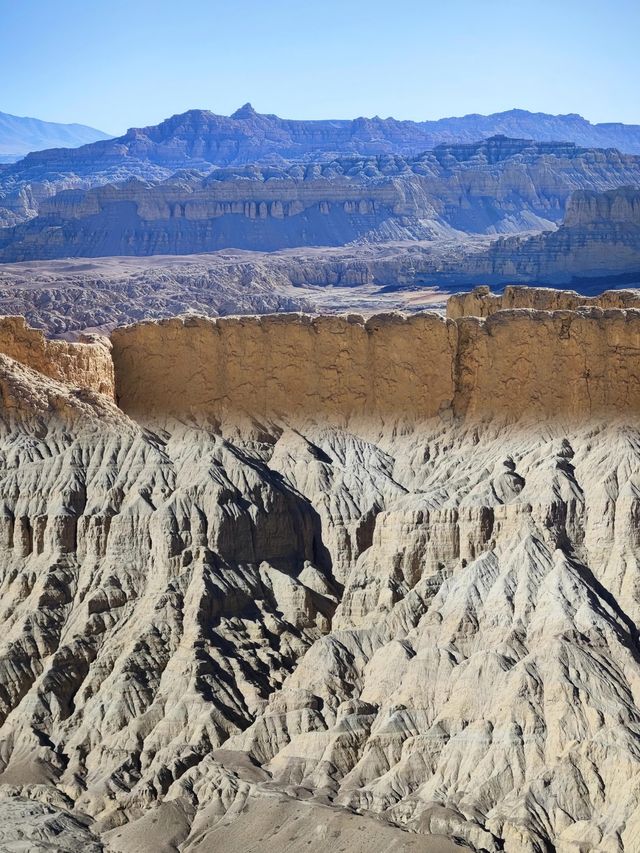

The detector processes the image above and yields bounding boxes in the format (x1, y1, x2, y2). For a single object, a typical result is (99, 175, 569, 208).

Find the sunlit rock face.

(0, 315, 113, 395)
(111, 306, 640, 424)
(1, 294, 640, 851)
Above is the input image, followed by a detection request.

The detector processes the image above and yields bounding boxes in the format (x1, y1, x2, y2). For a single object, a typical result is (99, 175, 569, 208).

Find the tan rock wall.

(454, 308, 640, 419)
(4, 295, 640, 423)
(447, 284, 640, 319)
(111, 306, 640, 424)
(111, 313, 458, 421)
(0, 316, 114, 397)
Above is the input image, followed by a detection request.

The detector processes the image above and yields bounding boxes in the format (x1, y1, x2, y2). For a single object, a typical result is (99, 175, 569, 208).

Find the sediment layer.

(0, 316, 114, 397)
(111, 304, 640, 423)
(4, 286, 640, 423)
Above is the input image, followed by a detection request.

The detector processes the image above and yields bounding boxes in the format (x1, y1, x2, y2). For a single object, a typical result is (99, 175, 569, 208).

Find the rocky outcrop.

(564, 185, 640, 226)
(111, 313, 457, 422)
(3, 297, 640, 426)
(464, 187, 640, 284)
(447, 283, 640, 319)
(0, 316, 114, 396)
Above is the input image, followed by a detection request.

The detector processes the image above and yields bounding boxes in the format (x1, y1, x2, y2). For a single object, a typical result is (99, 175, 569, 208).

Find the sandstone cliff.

(111, 306, 640, 424)
(3, 298, 640, 426)
(111, 313, 457, 422)
(0, 315, 114, 396)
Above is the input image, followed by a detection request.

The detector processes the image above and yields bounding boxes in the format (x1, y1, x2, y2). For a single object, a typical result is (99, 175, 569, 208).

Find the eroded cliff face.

(0, 316, 114, 397)
(111, 304, 640, 424)
(2, 297, 640, 852)
(447, 283, 640, 319)
(111, 313, 457, 423)
(12, 296, 637, 426)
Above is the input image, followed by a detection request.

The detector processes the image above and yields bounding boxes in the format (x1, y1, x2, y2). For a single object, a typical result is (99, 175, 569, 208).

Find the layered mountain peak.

(231, 101, 259, 119)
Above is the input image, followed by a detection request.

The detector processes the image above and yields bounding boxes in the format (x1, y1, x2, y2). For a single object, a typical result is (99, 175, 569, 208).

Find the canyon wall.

(463, 187, 640, 284)
(3, 291, 640, 424)
(0, 316, 114, 397)
(111, 304, 640, 423)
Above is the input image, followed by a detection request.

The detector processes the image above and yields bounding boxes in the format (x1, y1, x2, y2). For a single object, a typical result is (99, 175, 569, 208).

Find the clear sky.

(1, 0, 639, 135)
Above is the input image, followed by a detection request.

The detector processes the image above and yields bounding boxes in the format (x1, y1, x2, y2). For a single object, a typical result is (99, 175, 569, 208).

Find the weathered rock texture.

(3, 297, 640, 851)
(111, 313, 457, 422)
(447, 283, 640, 319)
(111, 307, 640, 424)
(0, 316, 114, 396)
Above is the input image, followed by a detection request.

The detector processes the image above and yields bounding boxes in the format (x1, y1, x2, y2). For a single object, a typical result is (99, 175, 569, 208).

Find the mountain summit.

(11, 105, 640, 170)
(231, 102, 259, 119)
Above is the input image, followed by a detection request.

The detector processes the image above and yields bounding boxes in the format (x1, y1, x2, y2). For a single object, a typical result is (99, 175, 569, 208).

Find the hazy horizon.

(2, 0, 639, 136)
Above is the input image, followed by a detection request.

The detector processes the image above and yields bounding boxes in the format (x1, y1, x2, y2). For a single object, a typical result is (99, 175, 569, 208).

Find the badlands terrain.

(0, 244, 471, 336)
(0, 102, 639, 853)
(1, 105, 639, 320)
(1, 288, 640, 851)
(0, 106, 638, 314)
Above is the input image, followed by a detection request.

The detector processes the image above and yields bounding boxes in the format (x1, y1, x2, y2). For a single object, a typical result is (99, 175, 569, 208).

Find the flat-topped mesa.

(0, 316, 114, 398)
(111, 306, 640, 424)
(446, 284, 640, 319)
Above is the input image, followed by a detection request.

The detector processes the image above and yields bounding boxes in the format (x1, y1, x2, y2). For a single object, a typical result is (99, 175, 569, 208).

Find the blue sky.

(1, 0, 639, 135)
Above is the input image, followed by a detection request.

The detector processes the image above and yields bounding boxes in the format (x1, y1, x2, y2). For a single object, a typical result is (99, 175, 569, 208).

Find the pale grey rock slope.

(0, 797, 102, 851)
(3, 300, 640, 850)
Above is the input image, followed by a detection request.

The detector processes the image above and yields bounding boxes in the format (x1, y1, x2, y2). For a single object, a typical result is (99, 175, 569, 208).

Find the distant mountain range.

(2, 136, 639, 262)
(0, 111, 111, 163)
(8, 103, 640, 166)
(2, 105, 640, 229)
(0, 105, 639, 284)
